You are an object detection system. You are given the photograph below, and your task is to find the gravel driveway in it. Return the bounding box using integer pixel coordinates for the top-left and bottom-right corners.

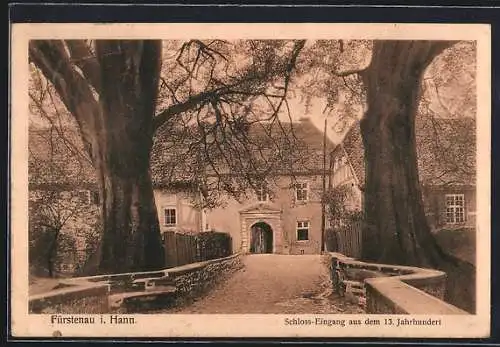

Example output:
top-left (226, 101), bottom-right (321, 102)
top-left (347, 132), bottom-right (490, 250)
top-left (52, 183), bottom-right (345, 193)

top-left (168, 254), bottom-right (363, 314)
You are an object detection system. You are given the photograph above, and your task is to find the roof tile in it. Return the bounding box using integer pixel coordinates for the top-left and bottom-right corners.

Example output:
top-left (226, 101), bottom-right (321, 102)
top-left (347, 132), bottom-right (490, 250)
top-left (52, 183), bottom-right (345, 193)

top-left (338, 116), bottom-right (476, 187)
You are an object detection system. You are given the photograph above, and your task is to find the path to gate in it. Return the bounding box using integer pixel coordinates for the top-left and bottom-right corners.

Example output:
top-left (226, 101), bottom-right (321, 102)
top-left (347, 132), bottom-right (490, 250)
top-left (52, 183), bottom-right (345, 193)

top-left (168, 254), bottom-right (363, 314)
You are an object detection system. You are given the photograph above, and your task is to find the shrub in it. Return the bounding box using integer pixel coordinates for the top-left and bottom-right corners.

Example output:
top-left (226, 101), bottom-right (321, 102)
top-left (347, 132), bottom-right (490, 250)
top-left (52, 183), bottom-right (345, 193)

top-left (195, 231), bottom-right (232, 262)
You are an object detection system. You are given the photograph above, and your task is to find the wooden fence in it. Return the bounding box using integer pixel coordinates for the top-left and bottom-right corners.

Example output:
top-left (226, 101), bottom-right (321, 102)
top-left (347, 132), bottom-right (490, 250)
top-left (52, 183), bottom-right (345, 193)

top-left (163, 231), bottom-right (232, 268)
top-left (326, 220), bottom-right (363, 259)
top-left (164, 231), bottom-right (196, 268)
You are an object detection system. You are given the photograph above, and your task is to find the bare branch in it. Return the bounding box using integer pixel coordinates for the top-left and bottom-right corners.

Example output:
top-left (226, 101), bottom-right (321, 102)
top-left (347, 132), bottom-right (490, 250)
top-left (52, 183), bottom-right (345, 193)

top-left (154, 40), bottom-right (306, 132)
top-left (29, 40), bottom-right (100, 150)
top-left (65, 40), bottom-right (102, 94)
top-left (29, 91), bottom-right (93, 167)
top-left (332, 68), bottom-right (365, 78)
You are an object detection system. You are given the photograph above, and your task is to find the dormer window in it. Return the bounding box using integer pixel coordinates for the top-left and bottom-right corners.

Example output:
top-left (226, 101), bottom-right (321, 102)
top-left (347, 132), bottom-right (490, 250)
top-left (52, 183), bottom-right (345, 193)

top-left (256, 184), bottom-right (269, 202)
top-left (77, 190), bottom-right (91, 205)
top-left (295, 182), bottom-right (308, 202)
top-left (333, 156), bottom-right (344, 172)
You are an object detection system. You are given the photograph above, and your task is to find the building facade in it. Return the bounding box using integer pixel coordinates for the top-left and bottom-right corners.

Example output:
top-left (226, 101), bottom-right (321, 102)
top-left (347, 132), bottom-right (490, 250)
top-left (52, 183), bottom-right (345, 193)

top-left (153, 176), bottom-right (327, 255)
top-left (151, 118), bottom-right (334, 255)
top-left (329, 116), bottom-right (477, 231)
top-left (28, 128), bottom-right (100, 276)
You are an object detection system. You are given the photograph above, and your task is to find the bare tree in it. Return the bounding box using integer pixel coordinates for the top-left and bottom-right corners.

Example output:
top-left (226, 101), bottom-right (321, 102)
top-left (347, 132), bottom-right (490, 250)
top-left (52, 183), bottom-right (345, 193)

top-left (297, 39), bottom-right (476, 312)
top-left (298, 40), bottom-right (474, 268)
top-left (29, 125), bottom-right (100, 277)
top-left (29, 39), bottom-right (305, 274)
top-left (29, 191), bottom-right (86, 277)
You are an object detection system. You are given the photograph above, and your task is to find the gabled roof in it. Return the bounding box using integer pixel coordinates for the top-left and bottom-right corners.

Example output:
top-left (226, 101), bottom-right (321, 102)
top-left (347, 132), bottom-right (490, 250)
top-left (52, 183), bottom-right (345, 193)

top-left (337, 116), bottom-right (476, 187)
top-left (339, 123), bottom-right (365, 185)
top-left (28, 127), bottom-right (97, 187)
top-left (29, 117), bottom-right (336, 188)
top-left (150, 117), bottom-right (336, 186)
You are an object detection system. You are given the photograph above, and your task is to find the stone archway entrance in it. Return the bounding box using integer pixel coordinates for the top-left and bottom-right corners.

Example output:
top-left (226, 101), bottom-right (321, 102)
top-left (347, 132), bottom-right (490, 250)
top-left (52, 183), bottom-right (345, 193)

top-left (250, 222), bottom-right (273, 254)
top-left (239, 203), bottom-right (283, 254)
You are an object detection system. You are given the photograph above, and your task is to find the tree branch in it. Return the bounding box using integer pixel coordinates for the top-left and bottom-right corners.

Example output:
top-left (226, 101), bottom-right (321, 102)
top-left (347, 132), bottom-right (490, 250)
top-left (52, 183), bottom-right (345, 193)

top-left (29, 40), bottom-right (100, 144)
top-left (65, 40), bottom-right (102, 94)
top-left (153, 39), bottom-right (306, 132)
top-left (153, 77), bottom-right (263, 131)
top-left (332, 68), bottom-right (365, 78)
top-left (153, 89), bottom-right (215, 130)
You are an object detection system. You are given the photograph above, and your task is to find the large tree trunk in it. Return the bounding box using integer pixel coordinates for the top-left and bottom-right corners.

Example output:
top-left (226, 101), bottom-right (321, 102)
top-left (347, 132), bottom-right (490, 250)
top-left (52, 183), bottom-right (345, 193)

top-left (97, 166), bottom-right (164, 274)
top-left (359, 41), bottom-right (476, 313)
top-left (360, 41), bottom-right (452, 267)
top-left (29, 40), bottom-right (165, 274)
top-left (93, 41), bottom-right (165, 274)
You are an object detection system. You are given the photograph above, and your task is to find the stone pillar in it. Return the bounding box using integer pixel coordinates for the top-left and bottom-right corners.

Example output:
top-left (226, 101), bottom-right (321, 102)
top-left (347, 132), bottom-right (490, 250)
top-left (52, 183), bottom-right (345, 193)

top-left (274, 221), bottom-right (283, 254)
top-left (240, 218), bottom-right (248, 253)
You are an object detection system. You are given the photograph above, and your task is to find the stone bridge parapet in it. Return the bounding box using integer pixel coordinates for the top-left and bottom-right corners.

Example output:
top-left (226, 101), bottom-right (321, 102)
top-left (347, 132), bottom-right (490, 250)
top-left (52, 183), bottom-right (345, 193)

top-left (29, 253), bottom-right (243, 314)
top-left (328, 252), bottom-right (468, 315)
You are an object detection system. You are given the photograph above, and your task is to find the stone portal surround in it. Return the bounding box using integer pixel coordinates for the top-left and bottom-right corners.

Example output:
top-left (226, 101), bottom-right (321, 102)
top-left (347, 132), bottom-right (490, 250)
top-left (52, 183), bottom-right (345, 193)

top-left (240, 205), bottom-right (284, 254)
top-left (328, 252), bottom-right (468, 315)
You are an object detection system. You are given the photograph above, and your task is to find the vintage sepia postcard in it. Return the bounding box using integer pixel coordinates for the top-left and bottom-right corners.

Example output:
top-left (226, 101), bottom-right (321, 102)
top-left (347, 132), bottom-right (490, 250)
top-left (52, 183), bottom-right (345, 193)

top-left (10, 22), bottom-right (491, 339)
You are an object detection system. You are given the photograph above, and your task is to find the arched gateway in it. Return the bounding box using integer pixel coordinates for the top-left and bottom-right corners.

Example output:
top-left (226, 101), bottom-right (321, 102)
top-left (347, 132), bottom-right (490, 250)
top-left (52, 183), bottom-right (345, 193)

top-left (239, 203), bottom-right (284, 254)
top-left (250, 222), bottom-right (273, 254)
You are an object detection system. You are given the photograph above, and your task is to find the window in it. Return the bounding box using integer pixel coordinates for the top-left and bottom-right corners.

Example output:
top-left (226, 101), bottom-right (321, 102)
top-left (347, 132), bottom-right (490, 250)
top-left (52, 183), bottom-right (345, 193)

top-left (256, 184), bottom-right (269, 202)
top-left (297, 221), bottom-right (309, 241)
top-left (295, 182), bottom-right (308, 201)
top-left (445, 194), bottom-right (465, 224)
top-left (77, 190), bottom-right (91, 204)
top-left (164, 208), bottom-right (177, 227)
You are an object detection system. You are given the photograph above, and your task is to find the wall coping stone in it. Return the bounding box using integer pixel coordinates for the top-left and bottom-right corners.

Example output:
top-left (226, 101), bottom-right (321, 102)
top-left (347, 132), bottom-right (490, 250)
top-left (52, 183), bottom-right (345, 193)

top-left (30, 254), bottom-right (242, 313)
top-left (365, 278), bottom-right (467, 314)
top-left (30, 282), bottom-right (108, 302)
top-left (329, 252), bottom-right (468, 315)
top-left (60, 253), bottom-right (241, 285)
top-left (29, 282), bottom-right (109, 313)
top-left (166, 253), bottom-right (241, 276)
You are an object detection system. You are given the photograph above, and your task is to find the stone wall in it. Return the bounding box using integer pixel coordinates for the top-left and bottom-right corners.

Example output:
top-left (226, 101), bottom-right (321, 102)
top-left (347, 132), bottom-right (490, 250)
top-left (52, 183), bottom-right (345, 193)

top-left (168, 254), bottom-right (243, 305)
top-left (29, 254), bottom-right (243, 313)
top-left (328, 252), bottom-right (468, 315)
top-left (29, 283), bottom-right (109, 314)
